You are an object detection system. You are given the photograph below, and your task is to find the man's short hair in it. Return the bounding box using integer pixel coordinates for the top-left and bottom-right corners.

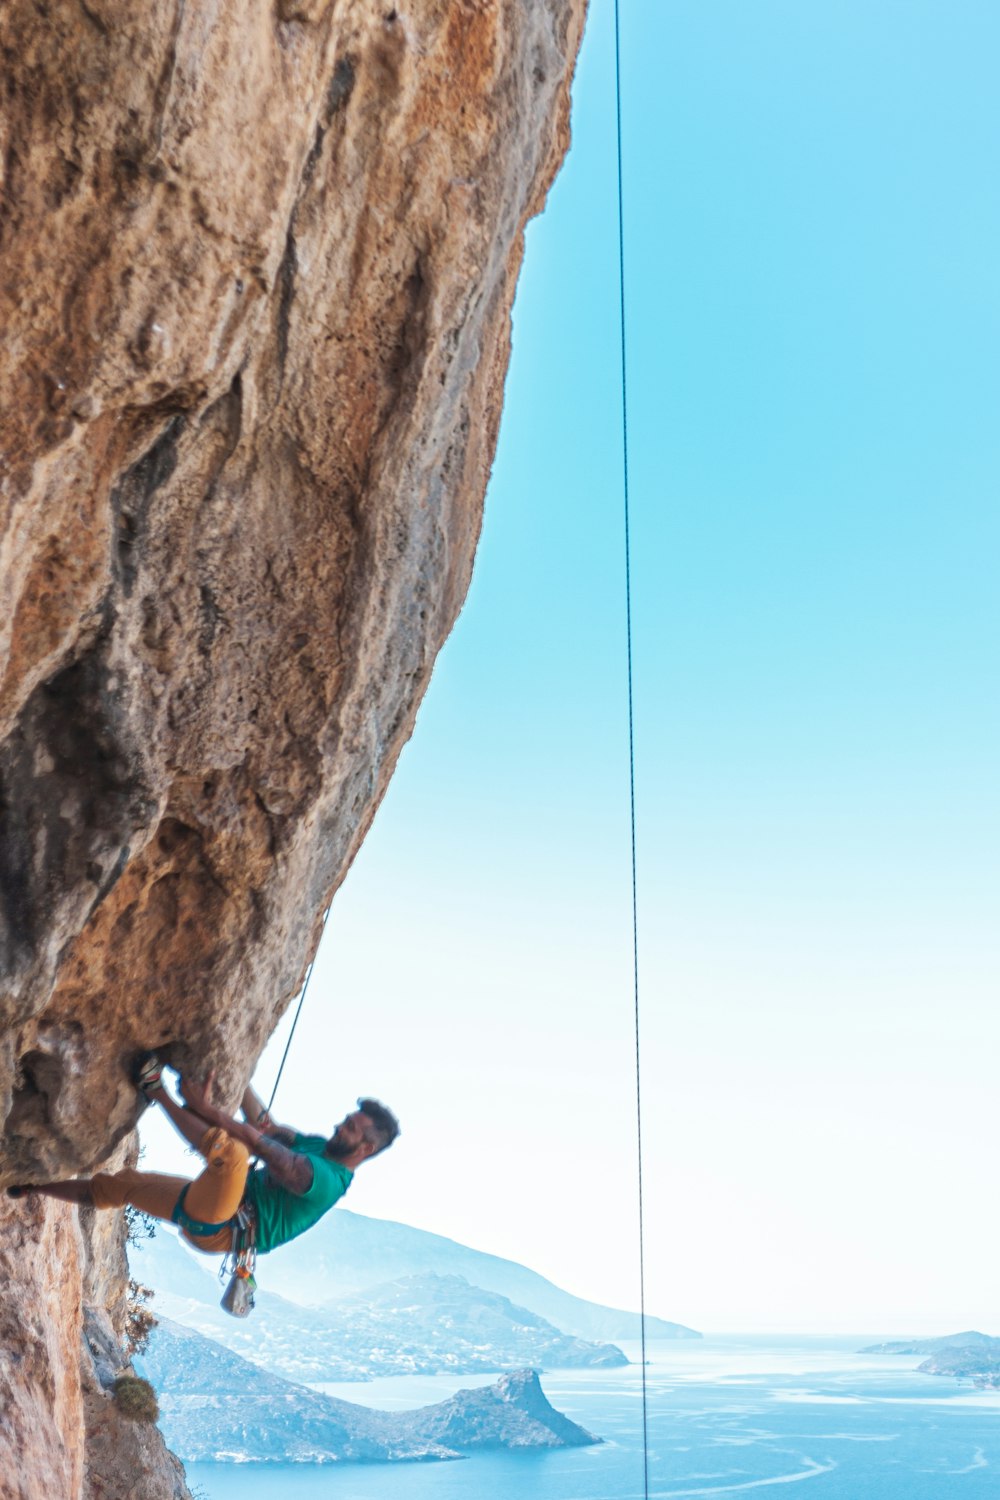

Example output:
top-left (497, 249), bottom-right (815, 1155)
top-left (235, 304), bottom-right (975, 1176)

top-left (358, 1098), bottom-right (400, 1156)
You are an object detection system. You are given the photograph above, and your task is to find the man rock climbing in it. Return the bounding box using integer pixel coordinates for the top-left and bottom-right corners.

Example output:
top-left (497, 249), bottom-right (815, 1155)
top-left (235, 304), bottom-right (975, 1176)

top-left (7, 1056), bottom-right (399, 1256)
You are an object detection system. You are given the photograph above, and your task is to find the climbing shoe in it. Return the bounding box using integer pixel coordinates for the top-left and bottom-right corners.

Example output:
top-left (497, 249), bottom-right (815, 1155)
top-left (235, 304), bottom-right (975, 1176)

top-left (132, 1051), bottom-right (164, 1100)
top-left (6, 1185), bottom-right (31, 1198)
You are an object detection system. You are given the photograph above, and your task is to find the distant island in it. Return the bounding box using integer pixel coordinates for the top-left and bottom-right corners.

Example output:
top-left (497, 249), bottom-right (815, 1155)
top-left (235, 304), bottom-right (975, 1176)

top-left (861, 1331), bottom-right (1000, 1388)
top-left (138, 1317), bottom-right (599, 1463)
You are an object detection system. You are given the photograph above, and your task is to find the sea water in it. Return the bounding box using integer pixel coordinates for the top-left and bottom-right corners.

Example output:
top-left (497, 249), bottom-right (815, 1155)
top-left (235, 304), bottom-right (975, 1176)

top-left (183, 1336), bottom-right (1000, 1499)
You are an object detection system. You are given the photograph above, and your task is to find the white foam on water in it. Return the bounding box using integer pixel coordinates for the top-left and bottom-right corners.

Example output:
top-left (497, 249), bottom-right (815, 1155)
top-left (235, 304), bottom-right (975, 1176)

top-left (948, 1447), bottom-right (988, 1474)
top-left (874, 1393), bottom-right (1000, 1410)
top-left (655, 1456), bottom-right (838, 1496)
top-left (772, 1392), bottom-right (863, 1405)
top-left (802, 1432), bottom-right (899, 1442)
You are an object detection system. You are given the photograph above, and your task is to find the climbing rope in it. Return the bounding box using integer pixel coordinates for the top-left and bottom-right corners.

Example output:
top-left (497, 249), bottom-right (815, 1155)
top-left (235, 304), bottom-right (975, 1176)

top-left (226, 898), bottom-right (333, 1316)
top-left (612, 2), bottom-right (651, 1496)
top-left (251, 18), bottom-right (651, 1483)
top-left (265, 900), bottom-right (334, 1114)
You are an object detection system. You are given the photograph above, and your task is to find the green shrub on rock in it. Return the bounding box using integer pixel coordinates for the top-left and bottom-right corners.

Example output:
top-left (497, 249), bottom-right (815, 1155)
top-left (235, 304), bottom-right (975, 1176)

top-left (112, 1374), bottom-right (159, 1423)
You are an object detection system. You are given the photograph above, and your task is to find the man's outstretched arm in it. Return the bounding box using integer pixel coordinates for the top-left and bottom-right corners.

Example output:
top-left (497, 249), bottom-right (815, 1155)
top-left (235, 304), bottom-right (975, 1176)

top-left (240, 1084), bottom-right (297, 1146)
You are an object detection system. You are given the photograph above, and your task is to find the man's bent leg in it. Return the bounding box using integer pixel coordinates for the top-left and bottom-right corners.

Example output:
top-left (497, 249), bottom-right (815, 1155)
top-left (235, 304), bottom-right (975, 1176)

top-left (182, 1126), bottom-right (250, 1226)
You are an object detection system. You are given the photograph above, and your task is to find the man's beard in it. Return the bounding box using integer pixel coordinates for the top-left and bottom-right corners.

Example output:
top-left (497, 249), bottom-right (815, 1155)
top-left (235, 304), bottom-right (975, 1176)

top-left (325, 1128), bottom-right (352, 1162)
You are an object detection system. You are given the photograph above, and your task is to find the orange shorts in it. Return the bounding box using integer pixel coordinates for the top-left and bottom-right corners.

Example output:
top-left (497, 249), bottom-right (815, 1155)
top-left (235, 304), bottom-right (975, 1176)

top-left (91, 1125), bottom-right (250, 1254)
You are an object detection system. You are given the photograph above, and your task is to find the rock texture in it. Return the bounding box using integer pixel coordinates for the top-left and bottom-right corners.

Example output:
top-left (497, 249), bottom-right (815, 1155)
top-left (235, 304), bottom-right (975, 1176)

top-left (0, 1), bottom-right (586, 1495)
top-left (0, 1183), bottom-right (86, 1499)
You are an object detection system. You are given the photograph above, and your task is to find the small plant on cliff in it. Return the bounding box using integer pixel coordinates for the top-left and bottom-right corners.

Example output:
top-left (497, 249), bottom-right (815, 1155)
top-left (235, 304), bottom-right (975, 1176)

top-left (112, 1374), bottom-right (159, 1422)
top-left (124, 1277), bottom-right (157, 1357)
top-left (124, 1202), bottom-right (156, 1245)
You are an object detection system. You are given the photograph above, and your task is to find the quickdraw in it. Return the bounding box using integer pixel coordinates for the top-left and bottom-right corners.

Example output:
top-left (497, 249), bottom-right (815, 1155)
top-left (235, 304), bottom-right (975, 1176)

top-left (219, 1200), bottom-right (258, 1319)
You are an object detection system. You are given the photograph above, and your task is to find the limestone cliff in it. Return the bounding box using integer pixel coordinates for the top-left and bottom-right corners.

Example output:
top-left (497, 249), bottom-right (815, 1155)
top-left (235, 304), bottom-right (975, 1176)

top-left (0, 2), bottom-right (586, 1495)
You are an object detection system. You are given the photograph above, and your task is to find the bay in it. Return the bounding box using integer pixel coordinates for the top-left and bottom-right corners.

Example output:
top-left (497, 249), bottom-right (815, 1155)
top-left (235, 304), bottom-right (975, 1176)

top-left (183, 1336), bottom-right (1000, 1498)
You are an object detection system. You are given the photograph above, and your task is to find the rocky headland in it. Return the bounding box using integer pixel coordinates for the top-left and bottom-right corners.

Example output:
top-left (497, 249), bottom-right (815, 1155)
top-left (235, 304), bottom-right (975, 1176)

top-left (861, 1332), bottom-right (1000, 1389)
top-left (140, 1317), bottom-right (598, 1463)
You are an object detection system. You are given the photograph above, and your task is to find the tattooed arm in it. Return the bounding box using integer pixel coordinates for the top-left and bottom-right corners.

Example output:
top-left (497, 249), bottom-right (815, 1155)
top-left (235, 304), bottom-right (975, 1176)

top-left (251, 1133), bottom-right (314, 1196)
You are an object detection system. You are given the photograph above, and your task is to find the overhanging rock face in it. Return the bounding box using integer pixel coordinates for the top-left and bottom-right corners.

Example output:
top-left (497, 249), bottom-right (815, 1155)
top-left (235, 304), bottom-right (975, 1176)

top-left (0, 2), bottom-right (586, 1495)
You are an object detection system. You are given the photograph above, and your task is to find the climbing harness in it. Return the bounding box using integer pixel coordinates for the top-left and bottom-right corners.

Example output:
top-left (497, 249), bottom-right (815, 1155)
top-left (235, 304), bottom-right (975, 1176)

top-left (612, 2), bottom-right (651, 1496)
top-left (170, 1183), bottom-right (235, 1240)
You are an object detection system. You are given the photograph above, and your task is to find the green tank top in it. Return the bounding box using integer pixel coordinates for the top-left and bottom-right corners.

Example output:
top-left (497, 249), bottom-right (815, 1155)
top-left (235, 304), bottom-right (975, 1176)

top-left (244, 1133), bottom-right (353, 1254)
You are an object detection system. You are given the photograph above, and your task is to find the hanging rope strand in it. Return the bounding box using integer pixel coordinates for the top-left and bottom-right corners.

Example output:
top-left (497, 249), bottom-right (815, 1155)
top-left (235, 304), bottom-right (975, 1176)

top-left (612, 2), bottom-right (650, 1496)
top-left (266, 901), bottom-right (334, 1114)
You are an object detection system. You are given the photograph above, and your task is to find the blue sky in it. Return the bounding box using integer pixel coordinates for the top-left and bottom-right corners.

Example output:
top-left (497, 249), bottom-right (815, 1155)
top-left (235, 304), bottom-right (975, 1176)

top-left (146, 1), bottom-right (1000, 1332)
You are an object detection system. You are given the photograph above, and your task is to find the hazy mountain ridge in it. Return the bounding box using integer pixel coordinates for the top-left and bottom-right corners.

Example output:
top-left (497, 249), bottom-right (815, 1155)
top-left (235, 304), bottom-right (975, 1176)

top-left (236, 1207), bottom-right (699, 1341)
top-left (861, 1331), bottom-right (1000, 1355)
top-left (138, 1318), bottom-right (598, 1463)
